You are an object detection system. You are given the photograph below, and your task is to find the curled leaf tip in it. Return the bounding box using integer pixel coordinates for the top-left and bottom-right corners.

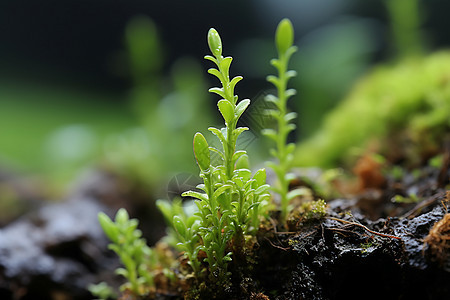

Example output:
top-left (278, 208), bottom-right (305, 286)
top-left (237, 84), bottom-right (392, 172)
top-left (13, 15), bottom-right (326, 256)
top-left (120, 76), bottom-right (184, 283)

top-left (208, 28), bottom-right (222, 57)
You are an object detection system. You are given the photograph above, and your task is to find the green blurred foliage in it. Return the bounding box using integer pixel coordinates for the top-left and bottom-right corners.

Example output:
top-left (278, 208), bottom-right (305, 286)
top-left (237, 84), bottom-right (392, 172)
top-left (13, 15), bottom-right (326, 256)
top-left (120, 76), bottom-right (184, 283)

top-left (293, 0), bottom-right (449, 168)
top-left (0, 0), bottom-right (446, 195)
top-left (103, 16), bottom-right (213, 194)
top-left (0, 15), bottom-right (213, 195)
top-left (385, 0), bottom-right (424, 57)
top-left (293, 18), bottom-right (377, 138)
top-left (295, 50), bottom-right (450, 167)
top-left (234, 17), bottom-right (378, 140)
top-left (0, 82), bottom-right (135, 188)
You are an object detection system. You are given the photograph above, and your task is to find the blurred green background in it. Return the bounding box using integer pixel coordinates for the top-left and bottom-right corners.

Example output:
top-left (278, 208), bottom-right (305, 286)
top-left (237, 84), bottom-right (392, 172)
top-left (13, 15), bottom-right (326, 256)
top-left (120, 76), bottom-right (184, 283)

top-left (0, 0), bottom-right (449, 195)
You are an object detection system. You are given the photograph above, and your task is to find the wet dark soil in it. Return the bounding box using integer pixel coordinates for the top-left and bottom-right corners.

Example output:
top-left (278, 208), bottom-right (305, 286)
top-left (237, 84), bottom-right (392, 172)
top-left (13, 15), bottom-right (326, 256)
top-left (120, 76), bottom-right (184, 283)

top-left (243, 151), bottom-right (449, 300)
top-left (0, 169), bottom-right (165, 300)
top-left (251, 199), bottom-right (449, 300)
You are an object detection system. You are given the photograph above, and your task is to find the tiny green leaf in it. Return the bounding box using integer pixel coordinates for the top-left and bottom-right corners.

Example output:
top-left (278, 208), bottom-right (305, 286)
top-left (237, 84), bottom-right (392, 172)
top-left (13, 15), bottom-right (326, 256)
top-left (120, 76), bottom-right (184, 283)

top-left (286, 70), bottom-right (297, 79)
top-left (233, 127), bottom-right (248, 139)
top-left (213, 184), bottom-right (232, 200)
top-left (235, 169), bottom-right (252, 181)
top-left (286, 123), bottom-right (296, 132)
top-left (253, 168), bottom-right (267, 186)
top-left (204, 55), bottom-right (217, 64)
top-left (235, 153), bottom-right (250, 170)
top-left (229, 76), bottom-right (243, 98)
top-left (286, 143), bottom-right (296, 154)
top-left (121, 253), bottom-right (136, 276)
top-left (207, 68), bottom-right (224, 83)
top-left (285, 88), bottom-right (297, 98)
top-left (265, 109), bottom-right (280, 119)
top-left (284, 112), bottom-right (297, 122)
top-left (266, 75), bottom-right (280, 88)
top-left (98, 212), bottom-right (119, 243)
top-left (209, 146), bottom-right (225, 160)
top-left (220, 57), bottom-right (233, 75)
top-left (276, 18), bottom-right (294, 54)
top-left (182, 190), bottom-right (209, 202)
top-left (265, 94), bottom-right (279, 104)
top-left (115, 208), bottom-right (129, 225)
top-left (235, 99), bottom-right (250, 120)
top-left (173, 215), bottom-right (187, 238)
top-left (208, 127), bottom-right (227, 146)
top-left (261, 128), bottom-right (278, 141)
top-left (270, 58), bottom-right (281, 69)
top-left (115, 267), bottom-right (129, 278)
top-left (207, 28), bottom-right (222, 57)
top-left (255, 184), bottom-right (270, 195)
top-left (193, 132), bottom-right (210, 171)
top-left (155, 199), bottom-right (173, 225)
top-left (232, 151), bottom-right (247, 166)
top-left (209, 87), bottom-right (226, 98)
top-left (218, 99), bottom-right (234, 124)
top-left (287, 188), bottom-right (309, 201)
top-left (269, 149), bottom-right (280, 160)
top-left (285, 172), bottom-right (297, 182)
top-left (223, 254), bottom-right (232, 262)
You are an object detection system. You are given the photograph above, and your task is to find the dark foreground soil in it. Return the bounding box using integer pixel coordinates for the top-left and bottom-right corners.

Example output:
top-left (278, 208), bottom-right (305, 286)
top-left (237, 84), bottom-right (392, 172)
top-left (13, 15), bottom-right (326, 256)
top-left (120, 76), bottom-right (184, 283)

top-left (0, 150), bottom-right (449, 299)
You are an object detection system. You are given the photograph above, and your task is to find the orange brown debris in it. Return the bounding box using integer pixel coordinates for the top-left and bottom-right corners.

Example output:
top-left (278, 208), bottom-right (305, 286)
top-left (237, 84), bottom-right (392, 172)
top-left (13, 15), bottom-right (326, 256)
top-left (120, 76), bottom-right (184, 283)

top-left (250, 292), bottom-right (270, 300)
top-left (353, 154), bottom-right (387, 191)
top-left (424, 213), bottom-right (450, 266)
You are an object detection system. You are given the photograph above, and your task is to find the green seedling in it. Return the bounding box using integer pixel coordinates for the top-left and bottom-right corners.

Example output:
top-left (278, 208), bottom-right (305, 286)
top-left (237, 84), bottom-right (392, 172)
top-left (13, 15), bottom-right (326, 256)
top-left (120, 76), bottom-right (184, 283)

top-left (262, 19), bottom-right (300, 223)
top-left (88, 281), bottom-right (117, 300)
top-left (180, 28), bottom-right (270, 284)
top-left (98, 208), bottom-right (155, 296)
top-left (156, 199), bottom-right (202, 276)
top-left (391, 193), bottom-right (421, 204)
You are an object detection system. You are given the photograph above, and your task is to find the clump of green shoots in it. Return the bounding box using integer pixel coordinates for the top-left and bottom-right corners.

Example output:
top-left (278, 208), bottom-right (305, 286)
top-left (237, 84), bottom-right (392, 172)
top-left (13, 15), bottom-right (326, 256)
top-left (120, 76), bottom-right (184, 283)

top-left (93, 20), bottom-right (305, 298)
top-left (179, 28), bottom-right (270, 284)
top-left (156, 198), bottom-right (202, 277)
top-left (88, 282), bottom-right (117, 300)
top-left (95, 209), bottom-right (156, 297)
top-left (262, 19), bottom-right (300, 223)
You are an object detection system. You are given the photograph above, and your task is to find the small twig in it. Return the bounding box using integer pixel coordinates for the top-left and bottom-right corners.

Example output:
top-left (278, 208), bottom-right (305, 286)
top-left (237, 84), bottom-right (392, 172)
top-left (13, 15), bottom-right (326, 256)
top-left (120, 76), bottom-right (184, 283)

top-left (264, 237), bottom-right (290, 251)
top-left (300, 230), bottom-right (317, 239)
top-left (401, 191), bottom-right (445, 219)
top-left (326, 217), bottom-right (402, 240)
top-left (269, 216), bottom-right (298, 234)
top-left (441, 199), bottom-right (448, 214)
top-left (269, 217), bottom-right (278, 234)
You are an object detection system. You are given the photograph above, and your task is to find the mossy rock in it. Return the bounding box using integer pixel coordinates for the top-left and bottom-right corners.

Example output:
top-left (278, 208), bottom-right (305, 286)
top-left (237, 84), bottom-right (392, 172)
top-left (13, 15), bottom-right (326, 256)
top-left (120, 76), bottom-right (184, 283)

top-left (295, 51), bottom-right (450, 167)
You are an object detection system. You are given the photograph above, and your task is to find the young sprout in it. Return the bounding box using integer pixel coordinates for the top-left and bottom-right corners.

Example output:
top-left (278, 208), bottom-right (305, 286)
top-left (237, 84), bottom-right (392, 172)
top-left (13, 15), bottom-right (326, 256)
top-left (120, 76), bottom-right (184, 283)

top-left (181, 27), bottom-right (270, 284)
top-left (98, 209), bottom-right (155, 296)
top-left (263, 18), bottom-right (299, 223)
top-left (156, 199), bottom-right (202, 276)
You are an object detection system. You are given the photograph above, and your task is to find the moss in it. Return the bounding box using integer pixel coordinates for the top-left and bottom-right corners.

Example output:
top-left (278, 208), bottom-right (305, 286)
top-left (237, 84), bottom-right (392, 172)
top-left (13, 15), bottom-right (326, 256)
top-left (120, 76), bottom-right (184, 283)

top-left (295, 51), bottom-right (450, 167)
top-left (302, 199), bottom-right (327, 220)
top-left (287, 199), bottom-right (327, 229)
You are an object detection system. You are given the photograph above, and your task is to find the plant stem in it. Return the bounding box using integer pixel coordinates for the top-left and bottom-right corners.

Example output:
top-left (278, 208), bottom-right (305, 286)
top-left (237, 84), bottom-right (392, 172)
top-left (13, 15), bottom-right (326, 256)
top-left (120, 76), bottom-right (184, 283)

top-left (275, 53), bottom-right (291, 222)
